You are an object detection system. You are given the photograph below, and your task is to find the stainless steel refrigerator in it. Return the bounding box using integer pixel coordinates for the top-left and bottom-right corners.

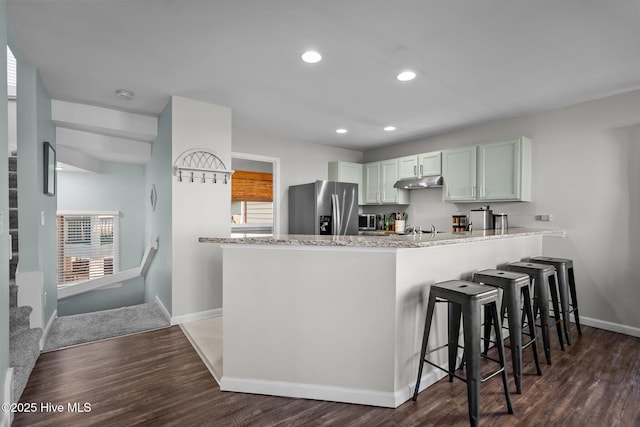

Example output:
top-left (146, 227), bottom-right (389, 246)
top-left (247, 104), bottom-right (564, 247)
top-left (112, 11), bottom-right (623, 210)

top-left (288, 180), bottom-right (358, 235)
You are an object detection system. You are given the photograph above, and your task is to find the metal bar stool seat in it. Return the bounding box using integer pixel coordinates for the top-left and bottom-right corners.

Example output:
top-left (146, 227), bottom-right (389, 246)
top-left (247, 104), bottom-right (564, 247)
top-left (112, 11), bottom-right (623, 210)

top-left (529, 256), bottom-right (582, 344)
top-left (413, 280), bottom-right (513, 427)
top-left (473, 269), bottom-right (542, 394)
top-left (505, 262), bottom-right (565, 365)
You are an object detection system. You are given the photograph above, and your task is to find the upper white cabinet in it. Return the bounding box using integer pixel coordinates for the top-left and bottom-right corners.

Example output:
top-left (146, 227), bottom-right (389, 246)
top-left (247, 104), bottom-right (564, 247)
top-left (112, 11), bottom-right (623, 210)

top-left (328, 161), bottom-right (364, 205)
top-left (442, 137), bottom-right (531, 203)
top-left (364, 162), bottom-right (381, 204)
top-left (397, 151), bottom-right (442, 180)
top-left (364, 159), bottom-right (409, 205)
top-left (442, 146), bottom-right (477, 202)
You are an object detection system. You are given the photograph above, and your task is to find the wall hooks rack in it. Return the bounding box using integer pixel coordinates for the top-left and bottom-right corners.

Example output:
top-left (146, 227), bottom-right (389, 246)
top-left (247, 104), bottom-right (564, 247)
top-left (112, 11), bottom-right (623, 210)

top-left (173, 149), bottom-right (234, 184)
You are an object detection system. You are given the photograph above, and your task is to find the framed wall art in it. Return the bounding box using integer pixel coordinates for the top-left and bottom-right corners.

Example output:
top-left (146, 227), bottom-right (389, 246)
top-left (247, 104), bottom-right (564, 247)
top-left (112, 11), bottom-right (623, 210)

top-left (43, 141), bottom-right (56, 196)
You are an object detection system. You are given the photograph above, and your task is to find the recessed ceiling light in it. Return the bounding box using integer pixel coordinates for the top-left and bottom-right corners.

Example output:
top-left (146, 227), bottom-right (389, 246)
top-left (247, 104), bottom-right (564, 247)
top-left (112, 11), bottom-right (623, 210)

top-left (301, 51), bottom-right (322, 64)
top-left (396, 71), bottom-right (416, 82)
top-left (384, 126), bottom-right (396, 132)
top-left (336, 128), bottom-right (348, 134)
top-left (115, 89), bottom-right (135, 100)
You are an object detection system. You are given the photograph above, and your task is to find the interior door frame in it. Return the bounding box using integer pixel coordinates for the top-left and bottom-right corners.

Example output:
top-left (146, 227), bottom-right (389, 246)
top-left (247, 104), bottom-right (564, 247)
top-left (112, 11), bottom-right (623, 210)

top-left (231, 152), bottom-right (281, 235)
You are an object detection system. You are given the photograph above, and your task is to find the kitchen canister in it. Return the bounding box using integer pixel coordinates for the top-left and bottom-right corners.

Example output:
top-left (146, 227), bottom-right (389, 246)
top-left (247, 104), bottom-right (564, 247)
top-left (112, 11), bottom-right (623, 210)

top-left (494, 213), bottom-right (508, 232)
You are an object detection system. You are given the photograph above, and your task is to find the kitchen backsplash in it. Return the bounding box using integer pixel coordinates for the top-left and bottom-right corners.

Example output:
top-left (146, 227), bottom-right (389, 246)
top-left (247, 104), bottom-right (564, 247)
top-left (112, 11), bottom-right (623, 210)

top-left (360, 188), bottom-right (542, 231)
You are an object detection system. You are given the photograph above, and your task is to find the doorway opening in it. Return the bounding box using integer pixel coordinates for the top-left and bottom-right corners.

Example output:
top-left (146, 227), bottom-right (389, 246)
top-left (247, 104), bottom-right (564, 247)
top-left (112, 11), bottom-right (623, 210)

top-left (231, 152), bottom-right (280, 236)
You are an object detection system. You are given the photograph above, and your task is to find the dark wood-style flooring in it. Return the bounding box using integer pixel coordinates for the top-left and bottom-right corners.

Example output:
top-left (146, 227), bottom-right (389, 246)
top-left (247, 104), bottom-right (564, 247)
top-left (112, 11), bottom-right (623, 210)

top-left (13, 324), bottom-right (640, 426)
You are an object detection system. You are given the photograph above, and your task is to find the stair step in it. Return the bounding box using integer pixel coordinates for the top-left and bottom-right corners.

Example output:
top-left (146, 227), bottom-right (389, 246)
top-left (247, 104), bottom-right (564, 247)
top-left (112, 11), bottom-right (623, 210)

top-left (10, 257), bottom-right (18, 280)
top-left (8, 155), bottom-right (17, 172)
top-left (10, 283), bottom-right (18, 309)
top-left (9, 188), bottom-right (17, 208)
top-left (9, 170), bottom-right (17, 188)
top-left (9, 208), bottom-right (17, 229)
top-left (10, 327), bottom-right (42, 402)
top-left (10, 306), bottom-right (32, 337)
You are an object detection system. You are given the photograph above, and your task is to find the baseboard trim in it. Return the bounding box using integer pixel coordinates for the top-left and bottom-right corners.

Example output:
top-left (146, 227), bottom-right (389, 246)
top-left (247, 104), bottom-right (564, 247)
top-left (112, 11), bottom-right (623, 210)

top-left (171, 308), bottom-right (223, 325)
top-left (40, 310), bottom-right (58, 350)
top-left (154, 296), bottom-right (171, 323)
top-left (578, 316), bottom-right (640, 338)
top-left (220, 369), bottom-right (445, 409)
top-left (1, 368), bottom-right (14, 427)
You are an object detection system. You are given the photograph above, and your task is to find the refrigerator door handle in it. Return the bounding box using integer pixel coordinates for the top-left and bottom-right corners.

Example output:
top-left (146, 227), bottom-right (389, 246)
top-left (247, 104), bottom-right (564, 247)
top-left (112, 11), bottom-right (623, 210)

top-left (337, 194), bottom-right (343, 235)
top-left (331, 194), bottom-right (338, 235)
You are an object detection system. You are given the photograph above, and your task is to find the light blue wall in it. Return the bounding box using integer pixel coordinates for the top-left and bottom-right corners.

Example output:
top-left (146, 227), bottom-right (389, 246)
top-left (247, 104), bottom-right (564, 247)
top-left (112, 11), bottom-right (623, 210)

top-left (144, 99), bottom-right (172, 313)
top-left (58, 163), bottom-right (145, 269)
top-left (56, 162), bottom-right (146, 315)
top-left (16, 64), bottom-right (57, 325)
top-left (1, 0), bottom-right (10, 402)
top-left (57, 278), bottom-right (144, 316)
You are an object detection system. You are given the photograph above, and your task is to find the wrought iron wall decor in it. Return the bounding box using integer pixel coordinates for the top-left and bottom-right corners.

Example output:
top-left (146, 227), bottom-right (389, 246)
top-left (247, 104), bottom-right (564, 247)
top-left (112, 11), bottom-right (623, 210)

top-left (173, 149), bottom-right (234, 184)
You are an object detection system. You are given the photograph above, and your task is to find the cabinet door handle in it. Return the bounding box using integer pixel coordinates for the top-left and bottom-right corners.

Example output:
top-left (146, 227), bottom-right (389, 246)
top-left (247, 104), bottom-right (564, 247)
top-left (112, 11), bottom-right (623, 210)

top-left (419, 164), bottom-right (423, 177)
top-left (472, 186), bottom-right (476, 198)
top-left (413, 165), bottom-right (416, 176)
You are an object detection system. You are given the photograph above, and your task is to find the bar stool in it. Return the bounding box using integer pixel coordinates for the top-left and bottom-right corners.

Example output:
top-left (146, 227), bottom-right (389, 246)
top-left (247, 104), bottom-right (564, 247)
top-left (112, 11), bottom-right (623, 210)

top-left (529, 256), bottom-right (582, 344)
top-left (413, 280), bottom-right (513, 427)
top-left (505, 262), bottom-right (565, 365)
top-left (473, 269), bottom-right (542, 394)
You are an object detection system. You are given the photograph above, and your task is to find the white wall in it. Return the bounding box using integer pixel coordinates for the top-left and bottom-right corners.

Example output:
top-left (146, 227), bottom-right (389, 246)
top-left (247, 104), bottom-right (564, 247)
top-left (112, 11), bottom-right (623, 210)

top-left (364, 89), bottom-right (640, 333)
top-left (232, 128), bottom-right (363, 233)
top-left (171, 96), bottom-right (231, 317)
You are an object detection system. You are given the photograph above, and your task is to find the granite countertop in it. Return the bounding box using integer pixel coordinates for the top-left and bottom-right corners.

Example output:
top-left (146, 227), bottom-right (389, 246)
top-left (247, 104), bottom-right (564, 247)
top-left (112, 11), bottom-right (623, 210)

top-left (199, 227), bottom-right (564, 249)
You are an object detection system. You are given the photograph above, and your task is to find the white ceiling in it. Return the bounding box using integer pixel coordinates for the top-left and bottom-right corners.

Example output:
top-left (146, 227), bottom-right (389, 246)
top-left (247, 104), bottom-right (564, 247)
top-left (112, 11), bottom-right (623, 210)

top-left (7, 0), bottom-right (640, 152)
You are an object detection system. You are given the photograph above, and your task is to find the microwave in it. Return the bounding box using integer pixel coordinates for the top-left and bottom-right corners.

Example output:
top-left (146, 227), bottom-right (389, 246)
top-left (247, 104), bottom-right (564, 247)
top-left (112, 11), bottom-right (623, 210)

top-left (359, 214), bottom-right (377, 230)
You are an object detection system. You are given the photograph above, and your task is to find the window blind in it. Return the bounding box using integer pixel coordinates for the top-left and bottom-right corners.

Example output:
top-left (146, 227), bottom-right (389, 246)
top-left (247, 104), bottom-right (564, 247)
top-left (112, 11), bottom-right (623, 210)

top-left (57, 213), bottom-right (119, 285)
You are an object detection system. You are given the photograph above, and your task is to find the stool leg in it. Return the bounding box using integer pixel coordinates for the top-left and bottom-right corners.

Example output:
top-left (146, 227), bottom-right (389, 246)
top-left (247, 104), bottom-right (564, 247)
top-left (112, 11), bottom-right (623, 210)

top-left (462, 301), bottom-right (482, 427)
top-left (490, 301), bottom-right (513, 414)
top-left (482, 306), bottom-right (493, 355)
top-left (532, 275), bottom-right (552, 364)
top-left (449, 302), bottom-right (462, 382)
top-left (548, 273), bottom-right (565, 351)
top-left (413, 294), bottom-right (437, 401)
top-left (556, 266), bottom-right (572, 345)
top-left (503, 286), bottom-right (523, 394)
top-left (568, 268), bottom-right (582, 335)
top-left (522, 285), bottom-right (542, 376)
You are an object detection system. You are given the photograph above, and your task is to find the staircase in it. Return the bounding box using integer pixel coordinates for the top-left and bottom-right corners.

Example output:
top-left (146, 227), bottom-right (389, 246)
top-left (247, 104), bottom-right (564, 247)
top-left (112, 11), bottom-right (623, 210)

top-left (8, 153), bottom-right (42, 402)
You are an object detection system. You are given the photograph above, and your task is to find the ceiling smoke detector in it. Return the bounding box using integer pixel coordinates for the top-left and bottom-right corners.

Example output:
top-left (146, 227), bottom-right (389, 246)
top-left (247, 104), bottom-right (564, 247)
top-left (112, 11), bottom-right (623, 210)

top-left (115, 89), bottom-right (135, 100)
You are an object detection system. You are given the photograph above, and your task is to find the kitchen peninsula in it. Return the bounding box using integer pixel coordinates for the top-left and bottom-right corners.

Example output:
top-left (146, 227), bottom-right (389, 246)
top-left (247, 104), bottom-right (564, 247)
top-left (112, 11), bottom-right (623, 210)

top-left (200, 228), bottom-right (563, 408)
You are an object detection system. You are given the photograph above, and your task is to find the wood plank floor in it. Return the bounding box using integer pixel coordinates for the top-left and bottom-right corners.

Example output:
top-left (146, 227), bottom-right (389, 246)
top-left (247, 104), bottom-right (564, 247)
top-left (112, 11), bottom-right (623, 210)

top-left (13, 324), bottom-right (640, 427)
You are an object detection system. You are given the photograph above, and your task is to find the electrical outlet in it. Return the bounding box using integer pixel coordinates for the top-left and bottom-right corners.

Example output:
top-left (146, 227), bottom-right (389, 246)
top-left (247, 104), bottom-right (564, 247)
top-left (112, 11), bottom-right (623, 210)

top-left (41, 211), bottom-right (46, 226)
top-left (536, 214), bottom-right (552, 222)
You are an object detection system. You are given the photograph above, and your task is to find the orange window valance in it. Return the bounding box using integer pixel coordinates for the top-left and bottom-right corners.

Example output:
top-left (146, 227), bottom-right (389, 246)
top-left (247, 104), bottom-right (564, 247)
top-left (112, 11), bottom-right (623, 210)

top-left (231, 170), bottom-right (273, 202)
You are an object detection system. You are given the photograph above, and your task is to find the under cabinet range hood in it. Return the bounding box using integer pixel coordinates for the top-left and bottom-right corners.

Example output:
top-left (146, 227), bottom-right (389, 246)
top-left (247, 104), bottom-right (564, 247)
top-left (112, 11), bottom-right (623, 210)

top-left (393, 175), bottom-right (444, 189)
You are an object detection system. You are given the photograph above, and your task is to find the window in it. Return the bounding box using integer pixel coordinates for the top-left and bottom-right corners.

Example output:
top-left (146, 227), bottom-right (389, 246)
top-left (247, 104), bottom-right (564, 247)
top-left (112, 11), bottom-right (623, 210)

top-left (235, 201), bottom-right (273, 224)
top-left (231, 169), bottom-right (274, 231)
top-left (57, 213), bottom-right (119, 285)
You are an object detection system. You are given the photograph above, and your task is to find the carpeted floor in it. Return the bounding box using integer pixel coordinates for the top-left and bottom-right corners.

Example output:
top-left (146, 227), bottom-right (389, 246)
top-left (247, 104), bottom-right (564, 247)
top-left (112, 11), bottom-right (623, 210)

top-left (43, 302), bottom-right (170, 351)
